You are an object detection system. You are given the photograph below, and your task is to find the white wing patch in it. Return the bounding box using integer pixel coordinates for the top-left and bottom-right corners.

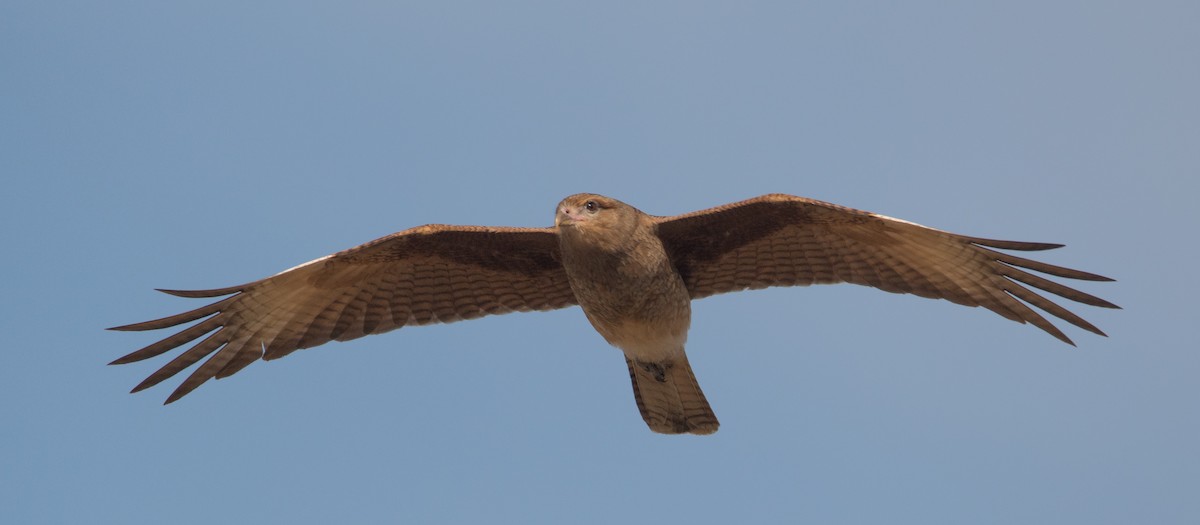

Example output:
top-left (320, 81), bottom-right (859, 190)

top-left (273, 254), bottom-right (333, 276)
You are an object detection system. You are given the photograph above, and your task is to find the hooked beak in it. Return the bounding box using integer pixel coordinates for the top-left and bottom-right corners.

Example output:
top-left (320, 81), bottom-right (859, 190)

top-left (556, 205), bottom-right (588, 227)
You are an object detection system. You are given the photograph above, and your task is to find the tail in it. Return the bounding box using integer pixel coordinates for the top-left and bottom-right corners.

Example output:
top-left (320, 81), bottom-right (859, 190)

top-left (625, 354), bottom-right (719, 435)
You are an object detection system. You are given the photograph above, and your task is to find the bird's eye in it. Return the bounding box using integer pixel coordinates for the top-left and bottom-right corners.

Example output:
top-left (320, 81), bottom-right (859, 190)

top-left (584, 200), bottom-right (599, 212)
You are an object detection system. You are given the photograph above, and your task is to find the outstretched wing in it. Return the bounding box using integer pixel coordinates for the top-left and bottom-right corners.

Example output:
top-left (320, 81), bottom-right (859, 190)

top-left (655, 194), bottom-right (1118, 344)
top-left (110, 225), bottom-right (576, 403)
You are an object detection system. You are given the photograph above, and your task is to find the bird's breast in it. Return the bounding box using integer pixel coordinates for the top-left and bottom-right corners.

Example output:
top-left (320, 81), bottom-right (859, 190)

top-left (561, 251), bottom-right (693, 360)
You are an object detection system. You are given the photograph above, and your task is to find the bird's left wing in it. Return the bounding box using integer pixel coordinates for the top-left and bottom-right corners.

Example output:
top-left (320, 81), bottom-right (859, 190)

top-left (654, 194), bottom-right (1118, 344)
top-left (110, 225), bottom-right (575, 403)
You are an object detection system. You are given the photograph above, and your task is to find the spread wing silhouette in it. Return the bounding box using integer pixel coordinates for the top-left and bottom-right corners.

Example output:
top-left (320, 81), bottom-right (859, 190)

top-left (109, 225), bottom-right (575, 403)
top-left (112, 193), bottom-right (1117, 407)
top-left (656, 194), bottom-right (1118, 343)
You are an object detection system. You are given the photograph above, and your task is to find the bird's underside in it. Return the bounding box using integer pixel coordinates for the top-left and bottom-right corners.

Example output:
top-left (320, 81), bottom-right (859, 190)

top-left (110, 193), bottom-right (1118, 435)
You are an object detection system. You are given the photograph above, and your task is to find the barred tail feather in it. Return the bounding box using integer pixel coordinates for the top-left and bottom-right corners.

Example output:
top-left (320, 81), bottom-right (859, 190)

top-left (625, 354), bottom-right (719, 435)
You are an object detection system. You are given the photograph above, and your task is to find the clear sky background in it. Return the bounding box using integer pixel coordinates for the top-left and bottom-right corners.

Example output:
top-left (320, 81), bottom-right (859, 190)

top-left (2, 1), bottom-right (1196, 524)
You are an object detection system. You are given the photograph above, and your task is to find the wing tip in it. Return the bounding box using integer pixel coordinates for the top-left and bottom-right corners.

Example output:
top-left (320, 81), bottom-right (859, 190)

top-left (156, 286), bottom-right (244, 298)
top-left (129, 378), bottom-right (189, 404)
top-left (129, 379), bottom-right (155, 395)
top-left (969, 238), bottom-right (1065, 251)
top-left (163, 391), bottom-right (185, 405)
top-left (1067, 270), bottom-right (1117, 283)
top-left (1068, 322), bottom-right (1109, 341)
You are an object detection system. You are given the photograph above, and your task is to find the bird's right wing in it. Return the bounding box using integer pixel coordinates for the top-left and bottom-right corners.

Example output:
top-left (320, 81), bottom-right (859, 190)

top-left (654, 194), bottom-right (1118, 344)
top-left (109, 225), bottom-right (576, 403)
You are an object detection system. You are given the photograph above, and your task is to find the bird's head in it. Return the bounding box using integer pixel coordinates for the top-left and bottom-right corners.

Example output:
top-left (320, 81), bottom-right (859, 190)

top-left (556, 194), bottom-right (612, 226)
top-left (555, 193), bottom-right (644, 249)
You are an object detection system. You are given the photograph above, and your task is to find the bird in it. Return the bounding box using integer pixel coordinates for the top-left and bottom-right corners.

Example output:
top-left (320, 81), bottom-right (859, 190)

top-left (110, 193), bottom-right (1118, 435)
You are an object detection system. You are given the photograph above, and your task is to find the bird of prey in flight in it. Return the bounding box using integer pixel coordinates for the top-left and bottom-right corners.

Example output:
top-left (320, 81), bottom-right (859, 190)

top-left (110, 193), bottom-right (1117, 434)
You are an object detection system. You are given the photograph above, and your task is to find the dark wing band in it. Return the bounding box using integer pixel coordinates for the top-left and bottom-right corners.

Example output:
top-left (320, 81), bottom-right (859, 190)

top-left (655, 194), bottom-right (1118, 344)
top-left (109, 225), bottom-right (575, 403)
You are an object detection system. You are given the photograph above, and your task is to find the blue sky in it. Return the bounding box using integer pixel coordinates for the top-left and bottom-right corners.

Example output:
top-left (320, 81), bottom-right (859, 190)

top-left (2, 1), bottom-right (1196, 523)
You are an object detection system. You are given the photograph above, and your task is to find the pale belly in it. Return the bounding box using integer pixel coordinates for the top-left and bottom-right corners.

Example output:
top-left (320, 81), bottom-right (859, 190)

top-left (574, 282), bottom-right (693, 363)
top-left (595, 316), bottom-right (690, 362)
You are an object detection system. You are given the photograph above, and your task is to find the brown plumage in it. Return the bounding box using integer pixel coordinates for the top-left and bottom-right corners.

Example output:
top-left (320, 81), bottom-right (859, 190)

top-left (110, 193), bottom-right (1118, 434)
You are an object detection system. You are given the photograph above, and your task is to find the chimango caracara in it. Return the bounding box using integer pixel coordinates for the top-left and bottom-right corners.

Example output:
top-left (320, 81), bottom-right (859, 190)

top-left (111, 193), bottom-right (1118, 434)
